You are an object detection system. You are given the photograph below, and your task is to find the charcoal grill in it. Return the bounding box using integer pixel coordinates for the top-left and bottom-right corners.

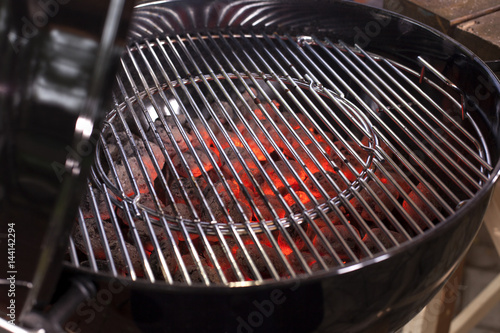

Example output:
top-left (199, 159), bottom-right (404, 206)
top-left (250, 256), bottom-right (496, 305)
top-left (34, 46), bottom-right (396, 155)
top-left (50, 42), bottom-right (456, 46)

top-left (77, 31), bottom-right (491, 281)
top-left (1, 1), bottom-right (500, 332)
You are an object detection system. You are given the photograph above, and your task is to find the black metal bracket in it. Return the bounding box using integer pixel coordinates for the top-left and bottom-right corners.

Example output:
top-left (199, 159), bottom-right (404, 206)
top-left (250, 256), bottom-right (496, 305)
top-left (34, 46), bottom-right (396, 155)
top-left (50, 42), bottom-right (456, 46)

top-left (21, 278), bottom-right (96, 333)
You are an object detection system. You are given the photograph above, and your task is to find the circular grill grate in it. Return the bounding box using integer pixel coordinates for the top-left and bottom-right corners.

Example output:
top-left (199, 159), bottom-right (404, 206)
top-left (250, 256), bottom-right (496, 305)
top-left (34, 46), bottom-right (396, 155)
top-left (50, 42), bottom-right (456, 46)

top-left (68, 32), bottom-right (492, 286)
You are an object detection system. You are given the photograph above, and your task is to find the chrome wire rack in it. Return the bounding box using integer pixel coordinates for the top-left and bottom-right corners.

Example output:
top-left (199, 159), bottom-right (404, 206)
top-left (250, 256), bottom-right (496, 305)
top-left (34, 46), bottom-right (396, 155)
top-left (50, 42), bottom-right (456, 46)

top-left (67, 32), bottom-right (492, 286)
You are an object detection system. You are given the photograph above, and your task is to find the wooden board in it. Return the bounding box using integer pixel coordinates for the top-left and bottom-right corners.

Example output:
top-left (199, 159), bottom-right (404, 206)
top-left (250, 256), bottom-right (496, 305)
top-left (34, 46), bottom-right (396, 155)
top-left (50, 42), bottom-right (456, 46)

top-left (385, 0), bottom-right (500, 34)
top-left (453, 10), bottom-right (500, 61)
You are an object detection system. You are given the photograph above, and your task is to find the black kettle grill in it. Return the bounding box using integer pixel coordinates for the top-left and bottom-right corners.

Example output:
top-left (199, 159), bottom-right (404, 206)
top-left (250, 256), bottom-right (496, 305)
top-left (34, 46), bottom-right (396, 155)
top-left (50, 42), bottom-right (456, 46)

top-left (1, 1), bottom-right (500, 332)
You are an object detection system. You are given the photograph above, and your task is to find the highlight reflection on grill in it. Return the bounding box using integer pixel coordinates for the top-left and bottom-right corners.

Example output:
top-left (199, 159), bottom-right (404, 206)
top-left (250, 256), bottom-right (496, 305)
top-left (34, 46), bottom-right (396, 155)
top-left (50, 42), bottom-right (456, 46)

top-left (68, 32), bottom-right (491, 286)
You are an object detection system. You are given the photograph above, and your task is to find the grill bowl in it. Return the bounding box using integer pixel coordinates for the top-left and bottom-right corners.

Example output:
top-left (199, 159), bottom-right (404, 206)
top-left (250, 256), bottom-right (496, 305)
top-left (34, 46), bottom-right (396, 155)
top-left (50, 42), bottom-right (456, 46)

top-left (62, 1), bottom-right (500, 332)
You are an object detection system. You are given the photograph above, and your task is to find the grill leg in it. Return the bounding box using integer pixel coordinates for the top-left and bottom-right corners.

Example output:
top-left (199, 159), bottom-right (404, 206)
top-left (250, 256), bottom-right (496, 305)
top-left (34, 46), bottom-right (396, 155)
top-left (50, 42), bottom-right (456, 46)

top-left (20, 278), bottom-right (96, 333)
top-left (400, 262), bottom-right (464, 333)
top-left (449, 181), bottom-right (500, 333)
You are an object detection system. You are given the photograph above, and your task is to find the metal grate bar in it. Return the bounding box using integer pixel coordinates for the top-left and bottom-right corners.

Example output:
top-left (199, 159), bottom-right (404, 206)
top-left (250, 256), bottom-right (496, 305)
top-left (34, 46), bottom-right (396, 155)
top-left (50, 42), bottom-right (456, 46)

top-left (120, 201), bottom-right (156, 282)
top-left (76, 209), bottom-right (98, 272)
top-left (87, 182), bottom-right (119, 276)
top-left (143, 214), bottom-right (174, 284)
top-left (67, 236), bottom-right (79, 268)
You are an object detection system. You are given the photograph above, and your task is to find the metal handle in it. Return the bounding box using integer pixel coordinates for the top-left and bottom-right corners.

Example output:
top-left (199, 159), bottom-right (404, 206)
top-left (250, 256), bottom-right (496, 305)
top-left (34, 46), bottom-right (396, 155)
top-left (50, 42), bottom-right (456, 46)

top-left (485, 60), bottom-right (500, 76)
top-left (0, 0), bottom-right (135, 325)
